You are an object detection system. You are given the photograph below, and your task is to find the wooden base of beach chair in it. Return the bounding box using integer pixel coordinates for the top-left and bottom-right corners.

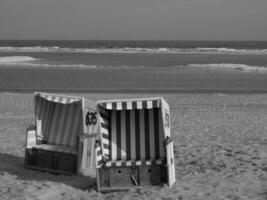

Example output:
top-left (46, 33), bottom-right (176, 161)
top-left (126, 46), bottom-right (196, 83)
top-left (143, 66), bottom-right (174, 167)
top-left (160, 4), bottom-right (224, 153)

top-left (97, 164), bottom-right (167, 192)
top-left (25, 149), bottom-right (77, 174)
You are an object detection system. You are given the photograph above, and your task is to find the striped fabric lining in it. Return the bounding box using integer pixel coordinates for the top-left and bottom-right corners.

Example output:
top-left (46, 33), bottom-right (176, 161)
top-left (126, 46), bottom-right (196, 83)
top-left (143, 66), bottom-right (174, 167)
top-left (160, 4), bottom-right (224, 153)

top-left (36, 93), bottom-right (81, 104)
top-left (36, 96), bottom-right (83, 147)
top-left (104, 159), bottom-right (166, 167)
top-left (98, 103), bottom-right (166, 163)
top-left (109, 108), bottom-right (165, 161)
top-left (95, 143), bottom-right (104, 168)
top-left (99, 99), bottom-right (161, 110)
top-left (99, 106), bottom-right (111, 159)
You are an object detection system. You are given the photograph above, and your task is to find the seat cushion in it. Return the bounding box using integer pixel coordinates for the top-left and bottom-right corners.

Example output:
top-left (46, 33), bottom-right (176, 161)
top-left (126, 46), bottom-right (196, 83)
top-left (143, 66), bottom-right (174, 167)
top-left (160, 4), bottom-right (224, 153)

top-left (104, 159), bottom-right (166, 167)
top-left (32, 144), bottom-right (77, 154)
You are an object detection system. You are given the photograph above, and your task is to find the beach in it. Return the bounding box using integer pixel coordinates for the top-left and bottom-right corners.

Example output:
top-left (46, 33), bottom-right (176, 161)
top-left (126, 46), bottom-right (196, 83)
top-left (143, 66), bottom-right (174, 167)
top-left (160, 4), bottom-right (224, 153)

top-left (0, 92), bottom-right (267, 200)
top-left (0, 40), bottom-right (267, 199)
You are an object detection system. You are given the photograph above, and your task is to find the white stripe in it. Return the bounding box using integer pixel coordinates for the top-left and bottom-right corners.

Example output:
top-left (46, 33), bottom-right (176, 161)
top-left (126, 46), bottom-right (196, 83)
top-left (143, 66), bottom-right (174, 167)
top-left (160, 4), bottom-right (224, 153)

top-left (126, 161), bottom-right (132, 166)
top-left (106, 162), bottom-right (112, 167)
top-left (61, 97), bottom-right (67, 104)
top-left (90, 136), bottom-right (97, 172)
top-left (136, 161), bottom-right (142, 166)
top-left (39, 94), bottom-right (80, 104)
top-left (146, 160), bottom-right (152, 165)
top-left (137, 101), bottom-right (142, 109)
top-left (147, 101), bottom-right (153, 109)
top-left (54, 96), bottom-right (60, 103)
top-left (117, 102), bottom-right (122, 110)
top-left (121, 110), bottom-right (126, 160)
top-left (81, 134), bottom-right (88, 169)
top-left (130, 110), bottom-right (136, 160)
top-left (116, 161), bottom-right (122, 166)
top-left (102, 137), bottom-right (109, 146)
top-left (158, 111), bottom-right (165, 159)
top-left (149, 109), bottom-right (155, 159)
top-left (101, 127), bottom-right (109, 135)
top-left (111, 111), bottom-right (117, 161)
top-left (46, 95), bottom-right (53, 101)
top-left (100, 117), bottom-right (109, 126)
top-left (107, 103), bottom-right (112, 110)
top-left (139, 110), bottom-right (146, 159)
top-left (127, 102), bottom-right (132, 110)
top-left (103, 148), bottom-right (109, 155)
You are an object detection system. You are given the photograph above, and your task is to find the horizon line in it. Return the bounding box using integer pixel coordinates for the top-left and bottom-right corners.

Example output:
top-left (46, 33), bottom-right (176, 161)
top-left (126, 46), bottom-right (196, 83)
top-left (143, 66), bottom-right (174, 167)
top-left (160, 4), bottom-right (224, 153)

top-left (1, 39), bottom-right (267, 42)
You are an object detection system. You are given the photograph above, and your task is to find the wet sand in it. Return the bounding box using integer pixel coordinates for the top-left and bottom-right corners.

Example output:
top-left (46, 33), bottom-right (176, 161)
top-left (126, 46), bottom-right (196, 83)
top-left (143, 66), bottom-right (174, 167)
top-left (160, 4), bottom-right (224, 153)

top-left (0, 93), bottom-right (266, 200)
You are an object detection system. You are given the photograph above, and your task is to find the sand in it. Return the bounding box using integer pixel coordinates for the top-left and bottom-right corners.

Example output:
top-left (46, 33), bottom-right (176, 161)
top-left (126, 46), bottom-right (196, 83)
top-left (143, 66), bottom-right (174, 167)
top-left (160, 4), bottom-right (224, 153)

top-left (0, 92), bottom-right (267, 200)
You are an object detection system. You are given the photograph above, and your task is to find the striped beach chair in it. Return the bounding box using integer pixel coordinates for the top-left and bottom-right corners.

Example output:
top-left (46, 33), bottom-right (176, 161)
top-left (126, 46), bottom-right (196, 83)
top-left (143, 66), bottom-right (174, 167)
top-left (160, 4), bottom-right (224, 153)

top-left (24, 92), bottom-right (98, 175)
top-left (95, 97), bottom-right (176, 192)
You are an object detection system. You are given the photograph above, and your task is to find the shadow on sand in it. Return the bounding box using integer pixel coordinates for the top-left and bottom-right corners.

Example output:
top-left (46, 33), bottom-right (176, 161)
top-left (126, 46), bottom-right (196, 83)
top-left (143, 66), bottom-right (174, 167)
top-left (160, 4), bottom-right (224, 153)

top-left (0, 152), bottom-right (96, 190)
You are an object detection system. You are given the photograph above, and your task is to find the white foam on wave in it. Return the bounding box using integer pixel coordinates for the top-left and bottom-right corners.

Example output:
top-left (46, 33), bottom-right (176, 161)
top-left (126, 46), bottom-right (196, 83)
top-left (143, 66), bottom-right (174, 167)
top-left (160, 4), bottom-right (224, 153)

top-left (1, 46), bottom-right (267, 55)
top-left (188, 63), bottom-right (267, 73)
top-left (1, 62), bottom-right (97, 69)
top-left (0, 56), bottom-right (99, 68)
top-left (0, 56), bottom-right (37, 64)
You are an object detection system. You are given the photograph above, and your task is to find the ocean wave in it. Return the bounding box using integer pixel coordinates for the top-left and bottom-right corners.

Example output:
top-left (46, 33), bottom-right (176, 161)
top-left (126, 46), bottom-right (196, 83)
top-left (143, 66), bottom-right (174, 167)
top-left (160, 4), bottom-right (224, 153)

top-left (188, 63), bottom-right (267, 73)
top-left (0, 56), bottom-right (99, 68)
top-left (0, 56), bottom-right (37, 64)
top-left (1, 46), bottom-right (267, 55)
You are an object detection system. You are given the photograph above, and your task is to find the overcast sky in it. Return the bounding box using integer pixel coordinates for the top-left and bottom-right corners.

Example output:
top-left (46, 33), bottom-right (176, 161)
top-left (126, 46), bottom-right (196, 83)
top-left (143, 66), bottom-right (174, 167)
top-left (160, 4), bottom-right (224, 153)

top-left (0, 0), bottom-right (267, 40)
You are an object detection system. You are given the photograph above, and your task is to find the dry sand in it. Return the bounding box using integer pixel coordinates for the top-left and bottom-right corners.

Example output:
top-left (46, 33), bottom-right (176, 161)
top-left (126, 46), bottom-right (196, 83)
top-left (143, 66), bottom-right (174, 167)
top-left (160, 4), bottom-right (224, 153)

top-left (0, 93), bottom-right (267, 200)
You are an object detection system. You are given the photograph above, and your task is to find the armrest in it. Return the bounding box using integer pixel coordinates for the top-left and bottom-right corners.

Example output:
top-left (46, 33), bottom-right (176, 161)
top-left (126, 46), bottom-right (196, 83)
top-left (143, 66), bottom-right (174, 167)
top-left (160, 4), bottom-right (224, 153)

top-left (26, 128), bottom-right (37, 149)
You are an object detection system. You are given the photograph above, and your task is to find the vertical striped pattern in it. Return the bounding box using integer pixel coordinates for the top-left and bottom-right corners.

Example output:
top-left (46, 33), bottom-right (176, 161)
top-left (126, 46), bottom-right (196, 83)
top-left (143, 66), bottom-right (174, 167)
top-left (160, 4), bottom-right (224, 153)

top-left (99, 99), bottom-right (161, 111)
top-left (106, 108), bottom-right (165, 161)
top-left (158, 111), bottom-right (165, 159)
top-left (95, 142), bottom-right (103, 168)
top-left (35, 96), bottom-right (82, 147)
top-left (98, 106), bottom-right (111, 159)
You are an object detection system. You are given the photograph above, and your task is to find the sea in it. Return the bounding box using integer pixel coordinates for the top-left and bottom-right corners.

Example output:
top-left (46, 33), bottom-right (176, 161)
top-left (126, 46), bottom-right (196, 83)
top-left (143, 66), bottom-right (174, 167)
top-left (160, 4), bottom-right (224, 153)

top-left (0, 40), bottom-right (267, 93)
